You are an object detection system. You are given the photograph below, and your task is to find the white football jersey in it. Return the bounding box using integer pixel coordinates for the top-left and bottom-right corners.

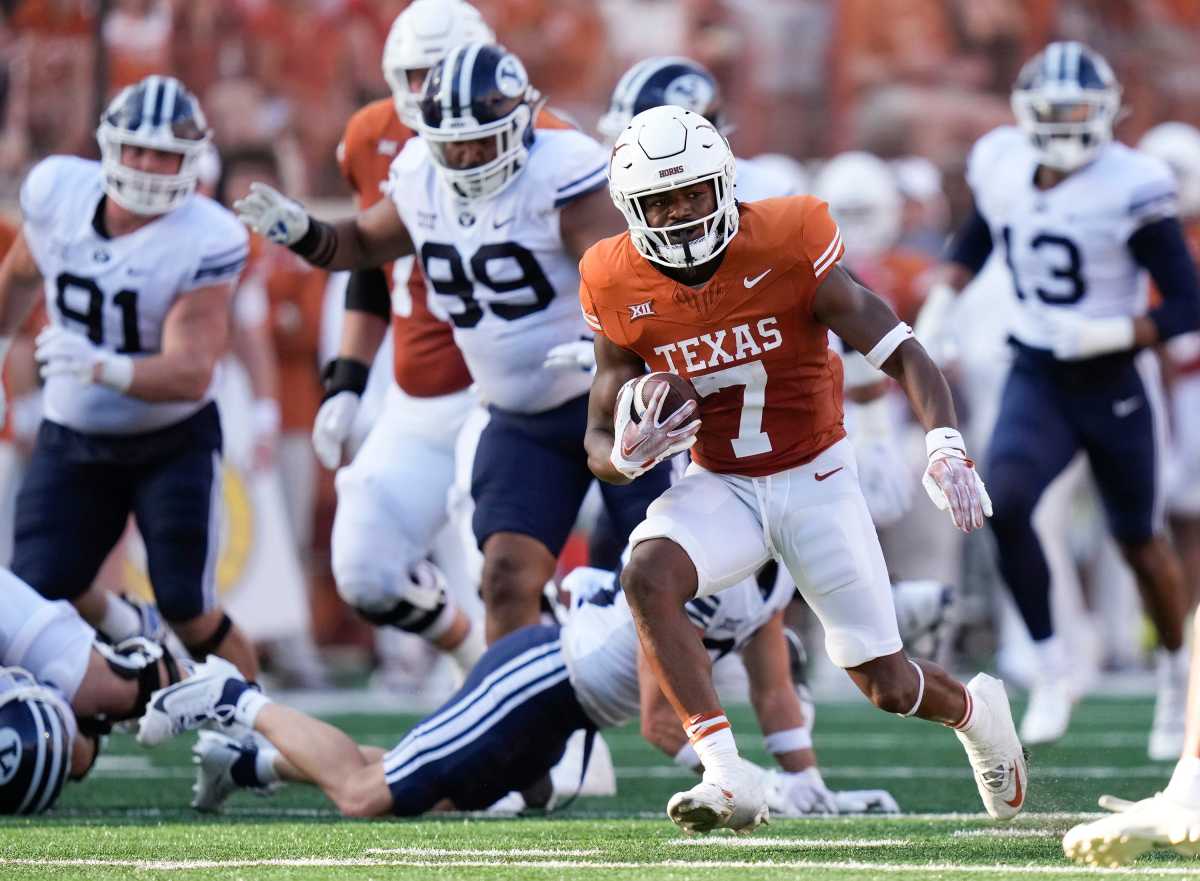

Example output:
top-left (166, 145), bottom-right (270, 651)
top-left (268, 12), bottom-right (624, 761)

top-left (560, 564), bottom-right (795, 729)
top-left (967, 126), bottom-right (1177, 352)
top-left (20, 156), bottom-right (248, 434)
top-left (735, 156), bottom-right (800, 203)
top-left (388, 128), bottom-right (608, 413)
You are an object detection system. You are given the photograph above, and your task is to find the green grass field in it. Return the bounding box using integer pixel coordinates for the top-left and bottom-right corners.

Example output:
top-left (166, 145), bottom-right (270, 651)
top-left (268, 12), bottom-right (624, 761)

top-left (1, 695), bottom-right (1193, 880)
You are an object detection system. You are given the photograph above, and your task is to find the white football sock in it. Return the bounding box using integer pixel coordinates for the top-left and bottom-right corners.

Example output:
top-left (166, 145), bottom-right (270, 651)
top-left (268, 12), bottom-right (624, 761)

top-left (257, 746), bottom-right (282, 786)
top-left (99, 593), bottom-right (144, 642)
top-left (686, 712), bottom-right (740, 779)
top-left (1166, 755), bottom-right (1200, 806)
top-left (1031, 635), bottom-right (1068, 678)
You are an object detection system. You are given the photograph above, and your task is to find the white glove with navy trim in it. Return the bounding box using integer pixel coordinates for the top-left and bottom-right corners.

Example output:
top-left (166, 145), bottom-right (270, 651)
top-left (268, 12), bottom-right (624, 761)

top-left (234, 182), bottom-right (310, 246)
top-left (543, 338), bottom-right (596, 373)
top-left (35, 326), bottom-right (132, 391)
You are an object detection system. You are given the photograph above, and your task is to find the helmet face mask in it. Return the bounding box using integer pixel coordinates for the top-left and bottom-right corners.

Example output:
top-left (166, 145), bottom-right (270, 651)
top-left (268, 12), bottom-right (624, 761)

top-left (0, 667), bottom-right (74, 816)
top-left (608, 107), bottom-right (739, 270)
top-left (381, 0), bottom-right (495, 130)
top-left (599, 56), bottom-right (726, 144)
top-left (1011, 42), bottom-right (1120, 173)
top-left (419, 43), bottom-right (537, 202)
top-left (97, 75), bottom-right (211, 216)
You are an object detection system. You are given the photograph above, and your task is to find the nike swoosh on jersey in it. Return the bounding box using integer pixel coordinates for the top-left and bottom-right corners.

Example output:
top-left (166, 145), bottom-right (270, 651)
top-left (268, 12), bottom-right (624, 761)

top-left (814, 466), bottom-right (844, 481)
top-left (493, 215), bottom-right (515, 229)
top-left (743, 268), bottom-right (772, 288)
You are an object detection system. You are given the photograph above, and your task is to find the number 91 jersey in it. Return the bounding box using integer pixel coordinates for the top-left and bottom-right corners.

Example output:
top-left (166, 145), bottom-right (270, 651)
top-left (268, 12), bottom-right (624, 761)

top-left (967, 125), bottom-right (1178, 351)
top-left (19, 156), bottom-right (248, 434)
top-left (387, 128), bottom-right (608, 414)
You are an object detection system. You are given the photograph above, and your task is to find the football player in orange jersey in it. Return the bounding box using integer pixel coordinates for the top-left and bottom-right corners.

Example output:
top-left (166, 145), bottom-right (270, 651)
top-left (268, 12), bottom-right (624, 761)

top-left (580, 106), bottom-right (1023, 833)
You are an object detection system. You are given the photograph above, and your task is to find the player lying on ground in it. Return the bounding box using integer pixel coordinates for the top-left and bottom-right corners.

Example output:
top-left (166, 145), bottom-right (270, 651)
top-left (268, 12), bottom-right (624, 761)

top-left (0, 568), bottom-right (188, 814)
top-left (134, 564), bottom-right (897, 817)
top-left (1062, 607), bottom-right (1200, 866)
top-left (580, 105), bottom-right (1024, 834)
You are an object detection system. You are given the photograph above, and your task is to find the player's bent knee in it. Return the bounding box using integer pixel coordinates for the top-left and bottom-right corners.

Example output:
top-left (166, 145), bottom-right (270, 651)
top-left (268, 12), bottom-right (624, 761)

top-left (621, 544), bottom-right (696, 608)
top-left (480, 539), bottom-right (550, 606)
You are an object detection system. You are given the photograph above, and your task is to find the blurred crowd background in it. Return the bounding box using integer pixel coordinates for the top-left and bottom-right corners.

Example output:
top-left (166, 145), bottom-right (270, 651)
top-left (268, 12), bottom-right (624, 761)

top-left (2, 0), bottom-right (1198, 695)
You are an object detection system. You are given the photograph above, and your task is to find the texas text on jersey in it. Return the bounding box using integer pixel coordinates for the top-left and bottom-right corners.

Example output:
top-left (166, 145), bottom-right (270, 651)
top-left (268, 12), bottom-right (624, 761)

top-left (581, 196), bottom-right (846, 476)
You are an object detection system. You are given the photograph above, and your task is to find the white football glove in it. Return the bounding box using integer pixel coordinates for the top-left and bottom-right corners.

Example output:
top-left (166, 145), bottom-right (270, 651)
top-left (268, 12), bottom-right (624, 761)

top-left (765, 767), bottom-right (839, 816)
top-left (234, 182), bottom-right (311, 246)
top-left (35, 326), bottom-right (132, 391)
top-left (1041, 309), bottom-right (1135, 361)
top-left (610, 377), bottom-right (700, 480)
top-left (833, 789), bottom-right (900, 814)
top-left (543, 338), bottom-right (596, 374)
top-left (311, 391), bottom-right (360, 470)
top-left (921, 428), bottom-right (992, 533)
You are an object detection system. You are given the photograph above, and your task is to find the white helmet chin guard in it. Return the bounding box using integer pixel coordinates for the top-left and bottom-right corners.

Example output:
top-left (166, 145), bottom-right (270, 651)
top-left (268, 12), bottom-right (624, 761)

top-left (382, 0), bottom-right (495, 130)
top-left (608, 106), bottom-right (739, 269)
top-left (97, 74), bottom-right (211, 216)
top-left (1010, 41), bottom-right (1121, 173)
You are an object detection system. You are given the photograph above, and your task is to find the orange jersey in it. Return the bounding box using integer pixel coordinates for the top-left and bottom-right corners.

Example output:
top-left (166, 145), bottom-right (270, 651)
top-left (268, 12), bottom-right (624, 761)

top-left (581, 197), bottom-right (848, 477)
top-left (337, 99), bottom-right (472, 398)
top-left (337, 100), bottom-right (574, 397)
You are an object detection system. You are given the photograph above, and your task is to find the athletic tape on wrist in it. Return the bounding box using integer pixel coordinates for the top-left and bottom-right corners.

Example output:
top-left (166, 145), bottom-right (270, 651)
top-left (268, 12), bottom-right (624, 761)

top-left (97, 354), bottom-right (134, 392)
top-left (926, 427), bottom-right (965, 459)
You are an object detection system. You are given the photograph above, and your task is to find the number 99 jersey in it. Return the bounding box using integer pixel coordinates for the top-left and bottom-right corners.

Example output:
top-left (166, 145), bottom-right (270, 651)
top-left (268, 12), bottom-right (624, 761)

top-left (387, 127), bottom-right (609, 414)
top-left (19, 156), bottom-right (248, 434)
top-left (967, 125), bottom-right (1178, 351)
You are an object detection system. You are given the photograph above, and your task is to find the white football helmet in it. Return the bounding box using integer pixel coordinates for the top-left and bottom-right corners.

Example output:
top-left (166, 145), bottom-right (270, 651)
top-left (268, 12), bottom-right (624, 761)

top-left (745, 152), bottom-right (810, 196)
top-left (96, 74), bottom-right (211, 215)
top-left (381, 0), bottom-right (494, 130)
top-left (1139, 122), bottom-right (1200, 218)
top-left (813, 151), bottom-right (901, 261)
top-left (1011, 41), bottom-right (1121, 172)
top-left (608, 106), bottom-right (738, 269)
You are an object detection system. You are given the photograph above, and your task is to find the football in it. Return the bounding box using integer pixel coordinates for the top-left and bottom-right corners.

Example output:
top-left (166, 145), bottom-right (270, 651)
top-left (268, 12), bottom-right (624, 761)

top-left (630, 371), bottom-right (701, 423)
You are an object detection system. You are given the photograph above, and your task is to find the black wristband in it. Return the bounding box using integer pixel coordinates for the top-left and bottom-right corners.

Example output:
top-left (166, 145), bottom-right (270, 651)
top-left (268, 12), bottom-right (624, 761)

top-left (345, 267), bottom-right (391, 320)
top-left (321, 357), bottom-right (370, 401)
top-left (288, 217), bottom-right (338, 267)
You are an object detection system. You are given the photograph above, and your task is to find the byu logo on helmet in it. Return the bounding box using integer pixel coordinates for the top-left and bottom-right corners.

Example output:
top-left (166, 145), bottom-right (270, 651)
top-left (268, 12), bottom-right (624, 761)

top-left (598, 56), bottom-right (726, 142)
top-left (0, 728), bottom-right (21, 786)
top-left (662, 74), bottom-right (713, 114)
top-left (495, 54), bottom-right (528, 98)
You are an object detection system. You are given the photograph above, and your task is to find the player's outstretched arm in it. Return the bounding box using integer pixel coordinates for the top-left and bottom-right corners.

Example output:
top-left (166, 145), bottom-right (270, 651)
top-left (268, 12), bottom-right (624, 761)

top-left (814, 265), bottom-right (991, 533)
top-left (235, 182), bottom-right (414, 271)
top-left (560, 189), bottom-right (627, 262)
top-left (584, 334), bottom-right (648, 485)
top-left (913, 205), bottom-right (991, 354)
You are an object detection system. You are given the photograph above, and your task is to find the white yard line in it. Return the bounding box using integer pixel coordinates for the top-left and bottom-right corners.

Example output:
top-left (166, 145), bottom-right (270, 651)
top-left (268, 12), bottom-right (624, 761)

top-left (668, 837), bottom-right (910, 847)
top-left (364, 848), bottom-right (602, 857)
top-left (616, 766), bottom-right (1172, 780)
top-left (2, 857), bottom-right (1199, 876)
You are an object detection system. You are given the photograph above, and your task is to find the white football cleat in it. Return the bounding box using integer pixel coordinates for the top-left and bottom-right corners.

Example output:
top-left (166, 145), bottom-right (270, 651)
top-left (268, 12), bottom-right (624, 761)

top-left (1019, 674), bottom-right (1075, 746)
top-left (550, 730), bottom-right (617, 799)
top-left (1148, 652), bottom-right (1187, 762)
top-left (1063, 792), bottom-right (1200, 866)
top-left (954, 673), bottom-right (1028, 820)
top-left (191, 730), bottom-right (278, 813)
top-left (667, 760), bottom-right (768, 835)
top-left (137, 656), bottom-right (246, 747)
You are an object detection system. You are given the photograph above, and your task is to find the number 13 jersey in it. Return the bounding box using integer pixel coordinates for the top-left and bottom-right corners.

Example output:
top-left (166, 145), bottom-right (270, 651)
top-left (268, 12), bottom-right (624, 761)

top-left (580, 197), bottom-right (847, 477)
top-left (967, 125), bottom-right (1177, 352)
top-left (20, 156), bottom-right (248, 435)
top-left (387, 127), bottom-right (608, 414)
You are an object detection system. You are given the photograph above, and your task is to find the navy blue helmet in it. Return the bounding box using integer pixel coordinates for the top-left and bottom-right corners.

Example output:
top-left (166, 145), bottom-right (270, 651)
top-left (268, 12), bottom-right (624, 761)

top-left (1011, 42), bottom-right (1120, 171)
top-left (418, 42), bottom-right (540, 201)
top-left (97, 74), bottom-right (212, 215)
top-left (598, 57), bottom-right (725, 142)
top-left (0, 667), bottom-right (74, 815)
